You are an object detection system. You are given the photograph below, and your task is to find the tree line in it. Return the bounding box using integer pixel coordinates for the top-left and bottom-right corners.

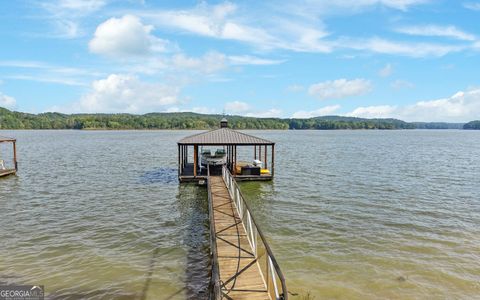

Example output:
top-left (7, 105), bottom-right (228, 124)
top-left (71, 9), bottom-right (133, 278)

top-left (463, 120), bottom-right (480, 129)
top-left (0, 107), bottom-right (470, 130)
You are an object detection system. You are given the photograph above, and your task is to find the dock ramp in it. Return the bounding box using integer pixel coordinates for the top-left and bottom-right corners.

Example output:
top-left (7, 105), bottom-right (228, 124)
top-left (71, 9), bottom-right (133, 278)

top-left (207, 166), bottom-right (287, 300)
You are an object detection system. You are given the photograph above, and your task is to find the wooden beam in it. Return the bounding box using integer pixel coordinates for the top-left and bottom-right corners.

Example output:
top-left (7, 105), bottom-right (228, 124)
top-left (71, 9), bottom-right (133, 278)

top-left (178, 145), bottom-right (181, 177)
top-left (254, 145), bottom-right (256, 160)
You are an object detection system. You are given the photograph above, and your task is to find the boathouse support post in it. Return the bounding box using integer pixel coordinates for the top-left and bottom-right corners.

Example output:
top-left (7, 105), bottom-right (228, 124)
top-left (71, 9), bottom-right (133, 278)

top-left (233, 145), bottom-right (237, 176)
top-left (13, 141), bottom-right (17, 171)
top-left (193, 145), bottom-right (198, 177)
top-left (254, 145), bottom-right (256, 160)
top-left (178, 145), bottom-right (180, 177)
top-left (265, 145), bottom-right (268, 169)
top-left (271, 144), bottom-right (275, 177)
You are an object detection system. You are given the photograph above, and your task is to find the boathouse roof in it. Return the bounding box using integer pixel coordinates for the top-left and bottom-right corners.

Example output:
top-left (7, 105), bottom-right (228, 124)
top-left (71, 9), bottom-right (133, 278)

top-left (178, 127), bottom-right (274, 145)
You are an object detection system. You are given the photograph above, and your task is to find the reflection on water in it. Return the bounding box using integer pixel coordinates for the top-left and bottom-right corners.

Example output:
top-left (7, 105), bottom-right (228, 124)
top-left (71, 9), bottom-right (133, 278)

top-left (0, 130), bottom-right (479, 299)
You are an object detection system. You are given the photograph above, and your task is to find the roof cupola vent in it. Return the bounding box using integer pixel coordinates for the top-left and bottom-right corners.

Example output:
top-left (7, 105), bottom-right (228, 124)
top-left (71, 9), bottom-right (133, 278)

top-left (220, 118), bottom-right (228, 128)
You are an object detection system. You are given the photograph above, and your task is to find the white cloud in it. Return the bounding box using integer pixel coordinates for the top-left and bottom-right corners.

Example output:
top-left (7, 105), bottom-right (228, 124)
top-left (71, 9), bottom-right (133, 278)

top-left (224, 101), bottom-right (251, 113)
top-left (129, 2), bottom-right (475, 57)
top-left (228, 55), bottom-right (285, 65)
top-left (138, 2), bottom-right (331, 53)
top-left (140, 3), bottom-right (277, 48)
top-left (292, 105), bottom-right (341, 118)
top-left (306, 0), bottom-right (430, 12)
top-left (379, 63), bottom-right (393, 77)
top-left (0, 92), bottom-right (16, 109)
top-left (287, 84), bottom-right (305, 92)
top-left (463, 2), bottom-right (480, 11)
top-left (347, 105), bottom-right (397, 119)
top-left (391, 79), bottom-right (415, 90)
top-left (70, 74), bottom-right (180, 113)
top-left (40, 0), bottom-right (108, 38)
top-left (89, 15), bottom-right (169, 57)
top-left (5, 75), bottom-right (87, 86)
top-left (395, 25), bottom-right (476, 41)
top-left (347, 88), bottom-right (480, 122)
top-left (308, 78), bottom-right (372, 100)
top-left (49, 0), bottom-right (107, 14)
top-left (345, 37), bottom-right (463, 57)
top-left (191, 107), bottom-right (216, 114)
top-left (53, 19), bottom-right (81, 38)
top-left (246, 108), bottom-right (283, 118)
top-left (172, 52), bottom-right (226, 74)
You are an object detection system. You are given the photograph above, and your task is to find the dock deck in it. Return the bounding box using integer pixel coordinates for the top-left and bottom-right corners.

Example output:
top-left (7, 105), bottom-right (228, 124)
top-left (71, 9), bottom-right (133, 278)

top-left (208, 167), bottom-right (287, 300)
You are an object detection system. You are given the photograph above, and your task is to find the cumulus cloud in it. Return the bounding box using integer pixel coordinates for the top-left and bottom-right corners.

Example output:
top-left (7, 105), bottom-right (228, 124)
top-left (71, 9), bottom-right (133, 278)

top-left (0, 92), bottom-right (16, 109)
top-left (379, 63), bottom-right (393, 77)
top-left (72, 74), bottom-right (179, 113)
top-left (308, 78), bottom-right (372, 100)
top-left (347, 88), bottom-right (480, 122)
top-left (292, 105), bottom-right (341, 118)
top-left (89, 15), bottom-right (169, 57)
top-left (224, 101), bottom-right (251, 113)
top-left (395, 25), bottom-right (476, 41)
top-left (347, 105), bottom-right (397, 119)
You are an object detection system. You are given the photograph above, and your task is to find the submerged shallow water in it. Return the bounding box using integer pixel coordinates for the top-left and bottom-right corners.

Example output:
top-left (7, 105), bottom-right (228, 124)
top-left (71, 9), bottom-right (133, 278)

top-left (0, 130), bottom-right (479, 299)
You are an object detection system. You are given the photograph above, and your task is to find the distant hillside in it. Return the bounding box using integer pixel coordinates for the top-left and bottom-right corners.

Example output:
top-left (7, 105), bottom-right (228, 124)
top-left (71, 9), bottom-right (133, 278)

top-left (412, 122), bottom-right (465, 129)
top-left (0, 107), bottom-right (468, 130)
top-left (463, 120), bottom-right (480, 130)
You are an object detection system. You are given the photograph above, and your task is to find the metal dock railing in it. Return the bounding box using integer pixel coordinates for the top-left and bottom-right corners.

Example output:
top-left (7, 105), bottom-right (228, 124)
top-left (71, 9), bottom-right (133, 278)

top-left (207, 165), bottom-right (287, 300)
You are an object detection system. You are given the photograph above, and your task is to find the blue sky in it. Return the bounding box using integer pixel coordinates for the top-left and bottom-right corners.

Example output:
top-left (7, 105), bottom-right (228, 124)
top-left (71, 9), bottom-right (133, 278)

top-left (1, 0), bottom-right (480, 122)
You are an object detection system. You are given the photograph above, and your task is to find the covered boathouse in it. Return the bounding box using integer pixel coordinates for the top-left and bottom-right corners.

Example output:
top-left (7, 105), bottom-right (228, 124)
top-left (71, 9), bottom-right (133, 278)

top-left (0, 136), bottom-right (18, 178)
top-left (177, 119), bottom-right (275, 182)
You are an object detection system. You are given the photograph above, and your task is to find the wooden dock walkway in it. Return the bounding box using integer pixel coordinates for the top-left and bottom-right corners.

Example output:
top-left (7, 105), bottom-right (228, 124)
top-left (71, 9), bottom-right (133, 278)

top-left (0, 169), bottom-right (16, 177)
top-left (208, 167), bottom-right (287, 300)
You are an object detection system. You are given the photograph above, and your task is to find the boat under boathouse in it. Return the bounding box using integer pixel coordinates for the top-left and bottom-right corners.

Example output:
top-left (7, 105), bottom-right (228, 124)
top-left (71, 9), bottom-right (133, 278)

top-left (177, 118), bottom-right (275, 182)
top-left (0, 136), bottom-right (18, 178)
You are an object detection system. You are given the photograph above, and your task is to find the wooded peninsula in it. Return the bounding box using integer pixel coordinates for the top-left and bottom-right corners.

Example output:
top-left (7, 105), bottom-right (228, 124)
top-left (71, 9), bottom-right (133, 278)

top-left (0, 107), bottom-right (476, 130)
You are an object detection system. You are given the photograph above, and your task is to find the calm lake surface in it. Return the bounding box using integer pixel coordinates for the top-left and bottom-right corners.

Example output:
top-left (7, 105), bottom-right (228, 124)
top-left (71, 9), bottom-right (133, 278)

top-left (0, 130), bottom-right (479, 299)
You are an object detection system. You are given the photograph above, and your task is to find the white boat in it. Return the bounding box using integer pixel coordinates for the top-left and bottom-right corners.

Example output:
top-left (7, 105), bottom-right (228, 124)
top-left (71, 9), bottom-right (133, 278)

top-left (201, 149), bottom-right (227, 166)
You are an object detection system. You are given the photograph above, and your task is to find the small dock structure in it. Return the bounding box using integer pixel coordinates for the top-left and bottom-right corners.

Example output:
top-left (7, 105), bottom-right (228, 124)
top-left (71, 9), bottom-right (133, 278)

top-left (178, 120), bottom-right (287, 299)
top-left (0, 136), bottom-right (17, 178)
top-left (177, 118), bottom-right (275, 182)
top-left (208, 166), bottom-right (287, 299)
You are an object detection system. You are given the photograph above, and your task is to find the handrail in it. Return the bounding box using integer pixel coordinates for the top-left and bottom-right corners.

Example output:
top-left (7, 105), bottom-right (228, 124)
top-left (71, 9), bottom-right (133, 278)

top-left (222, 166), bottom-right (288, 300)
top-left (207, 166), bottom-right (222, 300)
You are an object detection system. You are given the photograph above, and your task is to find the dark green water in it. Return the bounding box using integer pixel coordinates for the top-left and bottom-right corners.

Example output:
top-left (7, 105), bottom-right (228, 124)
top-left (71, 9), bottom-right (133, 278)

top-left (0, 130), bottom-right (479, 299)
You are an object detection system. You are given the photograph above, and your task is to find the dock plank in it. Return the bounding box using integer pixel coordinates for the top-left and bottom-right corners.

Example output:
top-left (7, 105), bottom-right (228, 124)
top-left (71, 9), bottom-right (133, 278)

top-left (209, 176), bottom-right (270, 300)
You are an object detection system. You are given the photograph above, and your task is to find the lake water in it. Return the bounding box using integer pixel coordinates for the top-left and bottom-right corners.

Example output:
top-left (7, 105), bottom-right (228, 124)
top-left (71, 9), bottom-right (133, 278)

top-left (0, 130), bottom-right (479, 299)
